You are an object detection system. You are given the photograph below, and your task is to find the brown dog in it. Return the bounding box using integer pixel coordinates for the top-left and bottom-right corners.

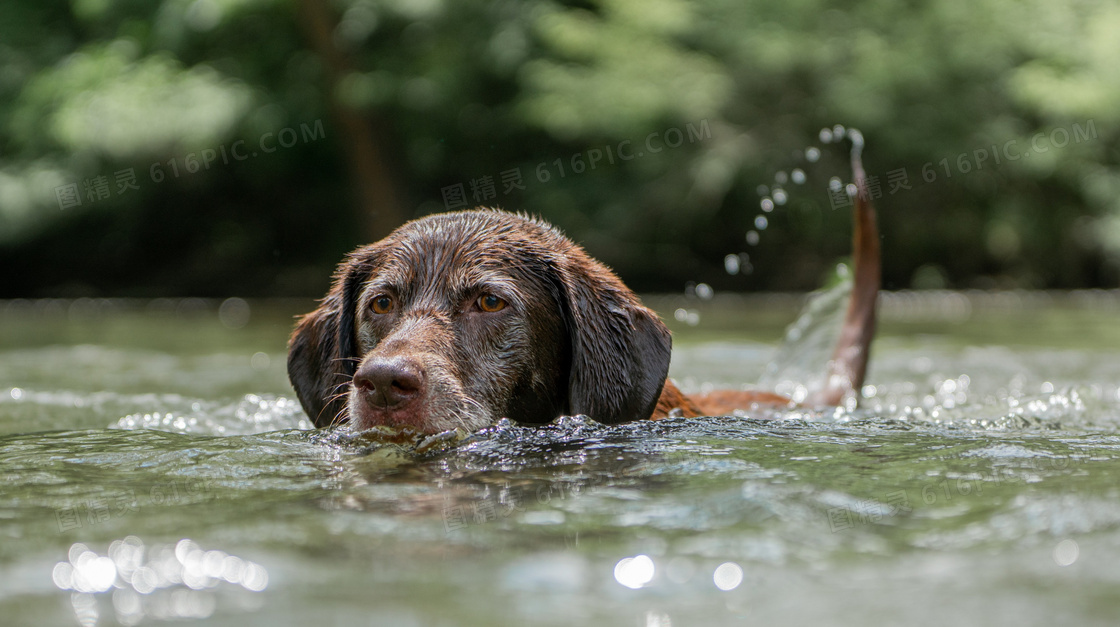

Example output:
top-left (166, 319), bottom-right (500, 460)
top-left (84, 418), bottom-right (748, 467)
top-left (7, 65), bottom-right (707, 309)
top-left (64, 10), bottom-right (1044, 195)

top-left (288, 149), bottom-right (879, 434)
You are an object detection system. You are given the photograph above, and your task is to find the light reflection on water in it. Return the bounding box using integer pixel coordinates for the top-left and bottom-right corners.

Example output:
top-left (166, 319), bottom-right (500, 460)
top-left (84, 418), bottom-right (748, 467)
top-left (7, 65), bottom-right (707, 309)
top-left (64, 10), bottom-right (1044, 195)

top-left (52, 537), bottom-right (268, 625)
top-left (0, 295), bottom-right (1119, 626)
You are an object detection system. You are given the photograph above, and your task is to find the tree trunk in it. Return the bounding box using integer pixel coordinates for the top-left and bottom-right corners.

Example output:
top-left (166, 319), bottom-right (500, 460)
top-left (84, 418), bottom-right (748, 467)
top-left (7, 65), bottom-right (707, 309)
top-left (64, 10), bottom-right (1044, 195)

top-left (295, 0), bottom-right (408, 240)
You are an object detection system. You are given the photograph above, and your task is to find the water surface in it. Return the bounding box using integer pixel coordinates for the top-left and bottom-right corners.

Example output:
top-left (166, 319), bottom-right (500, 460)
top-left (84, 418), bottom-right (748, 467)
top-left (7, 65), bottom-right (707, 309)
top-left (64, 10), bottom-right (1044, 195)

top-left (1, 293), bottom-right (1119, 626)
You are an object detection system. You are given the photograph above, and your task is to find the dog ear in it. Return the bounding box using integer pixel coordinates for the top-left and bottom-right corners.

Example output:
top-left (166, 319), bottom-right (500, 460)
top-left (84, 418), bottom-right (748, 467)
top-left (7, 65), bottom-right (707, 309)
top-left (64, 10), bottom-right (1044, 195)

top-left (287, 254), bottom-right (371, 427)
top-left (552, 250), bottom-right (672, 424)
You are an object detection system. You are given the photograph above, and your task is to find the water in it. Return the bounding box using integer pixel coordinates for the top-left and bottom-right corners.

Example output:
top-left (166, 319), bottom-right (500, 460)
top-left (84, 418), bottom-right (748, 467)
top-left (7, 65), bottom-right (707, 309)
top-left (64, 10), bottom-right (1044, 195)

top-left (1, 293), bottom-right (1119, 626)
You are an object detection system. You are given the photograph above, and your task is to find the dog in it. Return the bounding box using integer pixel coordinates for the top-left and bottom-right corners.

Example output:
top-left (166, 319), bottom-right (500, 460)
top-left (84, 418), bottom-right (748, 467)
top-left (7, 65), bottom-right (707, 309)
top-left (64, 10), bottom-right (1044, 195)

top-left (287, 148), bottom-right (879, 434)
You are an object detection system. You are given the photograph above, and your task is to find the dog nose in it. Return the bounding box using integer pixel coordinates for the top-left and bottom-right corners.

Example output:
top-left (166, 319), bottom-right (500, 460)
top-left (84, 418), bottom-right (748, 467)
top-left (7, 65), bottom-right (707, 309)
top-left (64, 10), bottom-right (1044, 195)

top-left (353, 357), bottom-right (424, 408)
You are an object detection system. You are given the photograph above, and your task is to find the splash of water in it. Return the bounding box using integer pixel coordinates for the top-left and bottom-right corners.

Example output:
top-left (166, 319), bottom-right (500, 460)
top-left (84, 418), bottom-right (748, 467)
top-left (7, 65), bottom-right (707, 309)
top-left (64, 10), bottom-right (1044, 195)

top-left (757, 265), bottom-right (853, 404)
top-left (114, 394), bottom-right (311, 435)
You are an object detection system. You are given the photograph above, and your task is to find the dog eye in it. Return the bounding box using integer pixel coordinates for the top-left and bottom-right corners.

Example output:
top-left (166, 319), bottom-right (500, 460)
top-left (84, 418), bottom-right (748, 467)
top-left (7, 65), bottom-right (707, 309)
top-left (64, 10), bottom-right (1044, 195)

top-left (477, 294), bottom-right (507, 313)
top-left (370, 295), bottom-right (394, 315)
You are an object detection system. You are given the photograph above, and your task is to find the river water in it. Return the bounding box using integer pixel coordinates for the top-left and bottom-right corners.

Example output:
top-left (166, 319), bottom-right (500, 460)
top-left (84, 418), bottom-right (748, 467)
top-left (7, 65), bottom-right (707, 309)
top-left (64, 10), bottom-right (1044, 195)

top-left (1, 292), bottom-right (1118, 626)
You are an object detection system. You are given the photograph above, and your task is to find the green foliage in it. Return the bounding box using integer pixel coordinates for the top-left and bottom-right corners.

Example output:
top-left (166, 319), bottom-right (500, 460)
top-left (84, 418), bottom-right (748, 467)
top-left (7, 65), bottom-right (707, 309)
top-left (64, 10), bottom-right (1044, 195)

top-left (519, 0), bottom-right (732, 139)
top-left (0, 0), bottom-right (1117, 296)
top-left (12, 42), bottom-right (253, 157)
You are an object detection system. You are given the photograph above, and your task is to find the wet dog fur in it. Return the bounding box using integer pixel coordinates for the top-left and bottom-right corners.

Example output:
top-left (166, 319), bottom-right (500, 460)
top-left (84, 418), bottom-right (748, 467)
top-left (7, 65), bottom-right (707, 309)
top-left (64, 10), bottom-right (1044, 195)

top-left (288, 150), bottom-right (879, 434)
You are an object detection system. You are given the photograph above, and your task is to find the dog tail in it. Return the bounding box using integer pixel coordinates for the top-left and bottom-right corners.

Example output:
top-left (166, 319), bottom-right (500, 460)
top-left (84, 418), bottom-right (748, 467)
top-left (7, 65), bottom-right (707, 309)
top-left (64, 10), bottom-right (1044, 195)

top-left (810, 133), bottom-right (881, 407)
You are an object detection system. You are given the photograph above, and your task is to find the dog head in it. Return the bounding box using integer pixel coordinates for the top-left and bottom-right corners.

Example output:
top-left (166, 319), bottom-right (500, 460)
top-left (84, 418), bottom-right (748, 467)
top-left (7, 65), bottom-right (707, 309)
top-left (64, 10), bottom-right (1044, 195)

top-left (287, 209), bottom-right (671, 434)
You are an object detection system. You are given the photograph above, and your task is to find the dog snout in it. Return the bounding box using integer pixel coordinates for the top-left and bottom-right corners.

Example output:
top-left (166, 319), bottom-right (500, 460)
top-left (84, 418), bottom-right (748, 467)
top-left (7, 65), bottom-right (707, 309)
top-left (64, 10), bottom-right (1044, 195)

top-left (354, 357), bottom-right (425, 409)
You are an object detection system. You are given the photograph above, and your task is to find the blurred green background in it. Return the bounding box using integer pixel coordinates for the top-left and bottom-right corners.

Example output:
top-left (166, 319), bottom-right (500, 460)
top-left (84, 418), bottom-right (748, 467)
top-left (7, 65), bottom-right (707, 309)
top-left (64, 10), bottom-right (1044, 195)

top-left (1, 0), bottom-right (1118, 298)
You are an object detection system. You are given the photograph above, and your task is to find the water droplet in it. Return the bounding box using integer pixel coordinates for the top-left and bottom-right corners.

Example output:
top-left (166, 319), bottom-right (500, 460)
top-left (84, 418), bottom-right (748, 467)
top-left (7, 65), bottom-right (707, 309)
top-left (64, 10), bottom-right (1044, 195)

top-left (695, 283), bottom-right (714, 300)
top-left (745, 230), bottom-right (760, 245)
top-left (614, 555), bottom-right (656, 589)
top-left (832, 124), bottom-right (846, 140)
top-left (791, 168), bottom-right (806, 184)
top-left (819, 128), bottom-right (833, 143)
top-left (754, 215), bottom-right (768, 230)
top-left (250, 352), bottom-right (270, 370)
top-left (829, 177), bottom-right (843, 192)
top-left (760, 197), bottom-right (774, 212)
top-left (1053, 539), bottom-right (1079, 566)
top-left (52, 562), bottom-right (74, 590)
top-left (755, 184), bottom-right (769, 196)
top-left (666, 557), bottom-right (697, 584)
top-left (845, 183), bottom-right (858, 197)
top-left (70, 592), bottom-right (98, 626)
top-left (724, 254), bottom-right (741, 275)
top-left (774, 171), bottom-right (788, 184)
top-left (713, 562), bottom-right (744, 591)
top-left (772, 189), bottom-right (788, 205)
top-left (218, 297), bottom-right (250, 329)
top-left (805, 147), bottom-right (821, 162)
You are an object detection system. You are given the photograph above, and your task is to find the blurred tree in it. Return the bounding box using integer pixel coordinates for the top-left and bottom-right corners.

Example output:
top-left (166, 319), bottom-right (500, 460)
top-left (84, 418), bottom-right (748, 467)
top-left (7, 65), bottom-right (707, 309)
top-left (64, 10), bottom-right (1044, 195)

top-left (0, 0), bottom-right (1116, 296)
top-left (295, 0), bottom-right (406, 238)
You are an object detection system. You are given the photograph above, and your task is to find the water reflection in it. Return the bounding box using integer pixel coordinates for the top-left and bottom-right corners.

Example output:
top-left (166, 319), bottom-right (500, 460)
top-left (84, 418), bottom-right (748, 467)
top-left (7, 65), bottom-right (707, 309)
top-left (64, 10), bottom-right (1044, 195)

top-left (3, 297), bottom-right (1120, 625)
top-left (1053, 539), bottom-right (1079, 566)
top-left (712, 562), bottom-right (744, 591)
top-left (53, 537), bottom-right (268, 625)
top-left (614, 554), bottom-right (655, 589)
